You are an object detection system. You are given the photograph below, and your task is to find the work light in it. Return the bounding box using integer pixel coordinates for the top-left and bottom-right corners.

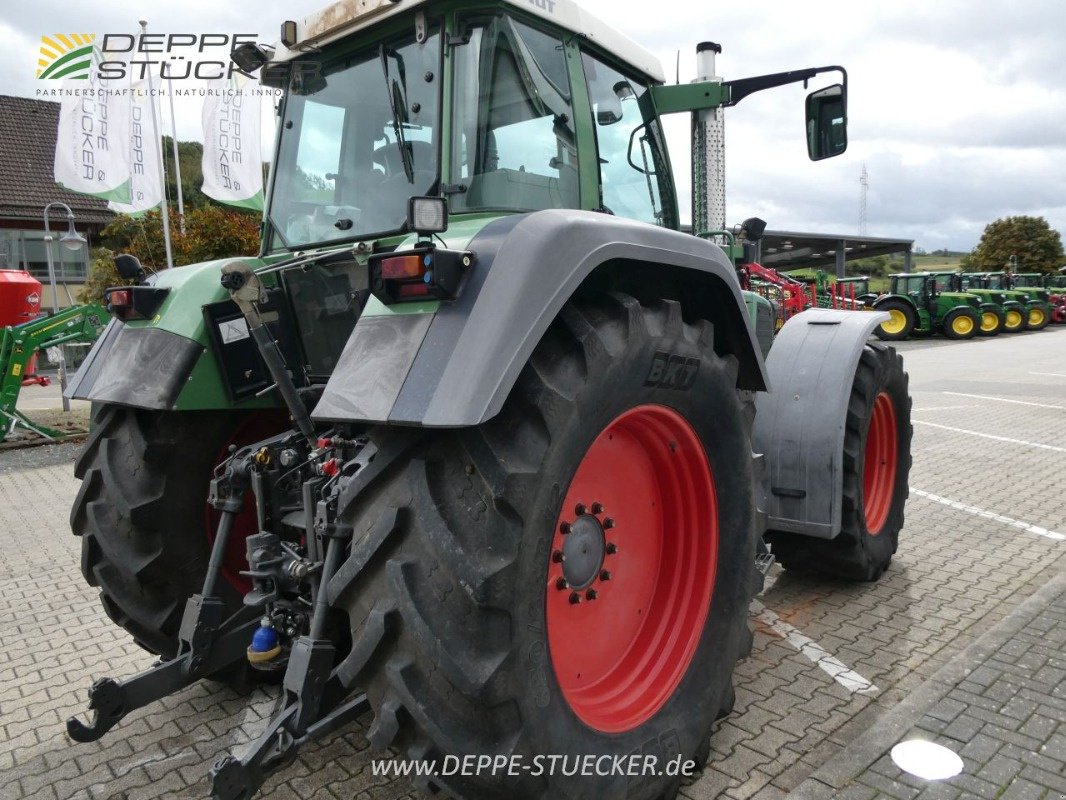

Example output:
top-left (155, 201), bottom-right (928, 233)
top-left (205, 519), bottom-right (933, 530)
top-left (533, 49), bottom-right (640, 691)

top-left (408, 197), bottom-right (448, 236)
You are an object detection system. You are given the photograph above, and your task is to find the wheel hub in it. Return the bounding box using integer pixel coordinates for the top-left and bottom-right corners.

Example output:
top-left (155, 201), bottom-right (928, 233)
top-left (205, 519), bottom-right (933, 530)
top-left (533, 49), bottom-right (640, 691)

top-left (560, 513), bottom-right (606, 590)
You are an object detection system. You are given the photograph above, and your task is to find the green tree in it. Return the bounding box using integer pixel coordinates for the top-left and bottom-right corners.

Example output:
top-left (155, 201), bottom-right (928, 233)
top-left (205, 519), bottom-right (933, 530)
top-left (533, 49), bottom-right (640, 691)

top-left (967, 216), bottom-right (1064, 273)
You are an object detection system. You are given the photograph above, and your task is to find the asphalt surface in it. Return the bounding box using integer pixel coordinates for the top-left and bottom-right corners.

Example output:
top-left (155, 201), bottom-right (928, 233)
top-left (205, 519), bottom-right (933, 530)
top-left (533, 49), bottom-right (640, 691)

top-left (0, 325), bottom-right (1063, 800)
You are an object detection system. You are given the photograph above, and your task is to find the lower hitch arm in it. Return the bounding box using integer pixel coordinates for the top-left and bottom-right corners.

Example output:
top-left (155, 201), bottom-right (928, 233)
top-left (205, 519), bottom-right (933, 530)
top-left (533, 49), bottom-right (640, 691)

top-left (209, 440), bottom-right (409, 800)
top-left (210, 522), bottom-right (360, 800)
top-left (67, 456), bottom-right (257, 743)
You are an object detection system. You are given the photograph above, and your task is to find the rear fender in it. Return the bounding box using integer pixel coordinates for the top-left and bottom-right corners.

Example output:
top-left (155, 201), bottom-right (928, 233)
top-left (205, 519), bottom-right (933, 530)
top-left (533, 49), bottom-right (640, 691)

top-left (752, 308), bottom-right (889, 539)
top-left (311, 210), bottom-right (767, 427)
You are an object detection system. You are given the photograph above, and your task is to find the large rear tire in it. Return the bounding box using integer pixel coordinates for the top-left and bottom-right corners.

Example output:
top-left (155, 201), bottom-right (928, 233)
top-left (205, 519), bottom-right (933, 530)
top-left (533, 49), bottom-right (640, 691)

top-left (331, 294), bottom-right (759, 799)
top-left (874, 299), bottom-right (916, 341)
top-left (767, 344), bottom-right (911, 581)
top-left (70, 405), bottom-right (282, 657)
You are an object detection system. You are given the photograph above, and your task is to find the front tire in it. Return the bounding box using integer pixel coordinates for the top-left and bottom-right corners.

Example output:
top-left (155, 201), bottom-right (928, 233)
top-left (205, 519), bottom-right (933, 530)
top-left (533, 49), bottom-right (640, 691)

top-left (874, 299), bottom-right (916, 341)
top-left (1003, 307), bottom-right (1026, 332)
top-left (332, 294), bottom-right (759, 799)
top-left (942, 308), bottom-right (977, 340)
top-left (1026, 306), bottom-right (1049, 330)
top-left (767, 344), bottom-right (912, 581)
top-left (978, 308), bottom-right (1003, 336)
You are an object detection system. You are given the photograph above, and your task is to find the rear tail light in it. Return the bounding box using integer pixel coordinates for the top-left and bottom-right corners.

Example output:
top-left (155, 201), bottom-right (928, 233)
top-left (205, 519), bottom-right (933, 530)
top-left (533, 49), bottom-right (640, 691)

top-left (369, 246), bottom-right (474, 304)
top-left (105, 285), bottom-right (170, 321)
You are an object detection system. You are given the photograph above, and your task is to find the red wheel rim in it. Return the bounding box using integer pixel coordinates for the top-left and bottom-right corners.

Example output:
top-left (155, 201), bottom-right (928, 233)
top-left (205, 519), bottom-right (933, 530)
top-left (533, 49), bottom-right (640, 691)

top-left (863, 392), bottom-right (898, 535)
top-left (545, 404), bottom-right (718, 733)
top-left (205, 412), bottom-right (289, 594)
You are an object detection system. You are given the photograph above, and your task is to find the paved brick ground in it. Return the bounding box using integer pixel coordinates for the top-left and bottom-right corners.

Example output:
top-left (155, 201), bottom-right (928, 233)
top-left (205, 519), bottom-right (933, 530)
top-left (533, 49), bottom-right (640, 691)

top-left (785, 570), bottom-right (1066, 800)
top-left (1, 325), bottom-right (1064, 799)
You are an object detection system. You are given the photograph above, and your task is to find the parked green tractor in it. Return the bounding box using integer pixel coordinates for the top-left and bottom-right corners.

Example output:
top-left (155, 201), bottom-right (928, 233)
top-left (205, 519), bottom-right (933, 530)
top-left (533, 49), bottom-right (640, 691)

top-left (872, 272), bottom-right (983, 340)
top-left (62, 4), bottom-right (913, 799)
top-left (1016, 271), bottom-right (1066, 323)
top-left (927, 271), bottom-right (1018, 335)
top-left (963, 272), bottom-right (1051, 330)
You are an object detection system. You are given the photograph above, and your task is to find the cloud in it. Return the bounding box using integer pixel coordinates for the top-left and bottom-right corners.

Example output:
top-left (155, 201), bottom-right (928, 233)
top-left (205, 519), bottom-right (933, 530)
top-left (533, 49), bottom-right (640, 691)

top-left (3, 0), bottom-right (1064, 251)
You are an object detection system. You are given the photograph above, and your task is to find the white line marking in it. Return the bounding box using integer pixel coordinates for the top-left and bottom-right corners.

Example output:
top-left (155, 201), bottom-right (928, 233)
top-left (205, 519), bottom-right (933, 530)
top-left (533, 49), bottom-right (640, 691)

top-left (751, 599), bottom-right (879, 695)
top-left (1031, 371), bottom-right (1066, 379)
top-left (911, 405), bottom-right (978, 412)
top-left (943, 391), bottom-right (1065, 410)
top-left (913, 420), bottom-right (1066, 453)
top-left (912, 489), bottom-right (1066, 541)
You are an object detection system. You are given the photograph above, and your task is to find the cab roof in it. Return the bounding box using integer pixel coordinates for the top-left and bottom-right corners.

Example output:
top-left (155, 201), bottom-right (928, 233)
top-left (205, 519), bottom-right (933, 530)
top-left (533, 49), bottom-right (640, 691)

top-left (272, 0), bottom-right (665, 83)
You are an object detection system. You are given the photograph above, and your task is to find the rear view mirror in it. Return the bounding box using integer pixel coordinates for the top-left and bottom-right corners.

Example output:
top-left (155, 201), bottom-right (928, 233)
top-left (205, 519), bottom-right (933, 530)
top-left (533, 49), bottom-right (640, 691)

top-left (114, 254), bottom-right (145, 282)
top-left (806, 83), bottom-right (847, 161)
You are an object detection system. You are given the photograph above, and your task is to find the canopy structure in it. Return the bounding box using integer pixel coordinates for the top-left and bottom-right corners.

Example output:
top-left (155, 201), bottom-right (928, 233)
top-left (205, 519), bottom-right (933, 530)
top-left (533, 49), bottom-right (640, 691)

top-left (756, 230), bottom-right (914, 276)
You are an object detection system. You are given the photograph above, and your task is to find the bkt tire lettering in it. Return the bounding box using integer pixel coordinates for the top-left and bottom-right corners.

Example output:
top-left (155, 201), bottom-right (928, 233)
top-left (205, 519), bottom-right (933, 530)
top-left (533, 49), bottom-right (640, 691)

top-left (644, 351), bottom-right (699, 390)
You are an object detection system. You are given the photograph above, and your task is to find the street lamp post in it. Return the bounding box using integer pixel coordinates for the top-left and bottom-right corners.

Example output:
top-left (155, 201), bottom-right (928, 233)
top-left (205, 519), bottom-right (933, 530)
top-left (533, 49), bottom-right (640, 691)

top-left (42, 201), bottom-right (87, 413)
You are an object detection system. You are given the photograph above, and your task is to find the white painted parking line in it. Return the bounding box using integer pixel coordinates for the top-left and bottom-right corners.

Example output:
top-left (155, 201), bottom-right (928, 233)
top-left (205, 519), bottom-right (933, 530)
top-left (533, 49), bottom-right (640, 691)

top-left (913, 420), bottom-right (1066, 453)
top-left (911, 405), bottom-right (978, 412)
top-left (912, 489), bottom-right (1066, 542)
top-left (1031, 371), bottom-right (1066, 379)
top-left (942, 391), bottom-right (1065, 410)
top-left (751, 599), bottom-right (879, 695)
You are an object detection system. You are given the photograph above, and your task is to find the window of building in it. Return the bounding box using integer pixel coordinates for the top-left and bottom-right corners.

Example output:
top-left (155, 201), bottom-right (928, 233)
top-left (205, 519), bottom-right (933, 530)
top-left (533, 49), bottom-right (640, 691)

top-left (0, 228), bottom-right (91, 281)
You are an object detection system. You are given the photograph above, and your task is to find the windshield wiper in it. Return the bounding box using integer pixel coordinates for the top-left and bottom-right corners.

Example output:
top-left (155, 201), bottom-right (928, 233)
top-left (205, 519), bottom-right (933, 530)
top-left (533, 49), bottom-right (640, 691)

top-left (379, 44), bottom-right (414, 184)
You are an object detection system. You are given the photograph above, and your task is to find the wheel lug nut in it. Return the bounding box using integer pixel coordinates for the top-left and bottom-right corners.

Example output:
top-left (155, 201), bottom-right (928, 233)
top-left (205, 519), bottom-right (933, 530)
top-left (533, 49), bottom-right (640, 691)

top-left (591, 502), bottom-right (604, 515)
top-left (575, 503), bottom-right (586, 516)
top-left (586, 589), bottom-right (597, 601)
top-left (606, 543), bottom-right (618, 555)
top-left (603, 518), bottom-right (615, 529)
top-left (555, 577), bottom-right (568, 591)
top-left (569, 592), bottom-right (581, 604)
top-left (552, 550), bottom-right (564, 563)
top-left (560, 522), bottom-right (571, 534)
top-left (600, 570), bottom-right (611, 581)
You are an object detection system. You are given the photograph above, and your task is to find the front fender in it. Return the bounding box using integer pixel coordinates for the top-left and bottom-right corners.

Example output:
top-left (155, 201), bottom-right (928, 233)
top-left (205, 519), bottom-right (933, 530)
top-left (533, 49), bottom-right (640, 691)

top-left (311, 210), bottom-right (767, 427)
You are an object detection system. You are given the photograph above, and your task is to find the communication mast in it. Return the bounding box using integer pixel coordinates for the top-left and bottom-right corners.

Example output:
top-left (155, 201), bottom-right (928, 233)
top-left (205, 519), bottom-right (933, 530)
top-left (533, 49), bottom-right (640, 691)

top-left (859, 163), bottom-right (869, 236)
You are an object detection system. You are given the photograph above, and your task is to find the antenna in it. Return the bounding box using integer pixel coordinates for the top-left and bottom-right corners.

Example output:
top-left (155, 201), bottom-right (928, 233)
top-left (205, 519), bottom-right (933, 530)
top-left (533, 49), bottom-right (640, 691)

top-left (676, 50), bottom-right (681, 85)
top-left (858, 163), bottom-right (869, 236)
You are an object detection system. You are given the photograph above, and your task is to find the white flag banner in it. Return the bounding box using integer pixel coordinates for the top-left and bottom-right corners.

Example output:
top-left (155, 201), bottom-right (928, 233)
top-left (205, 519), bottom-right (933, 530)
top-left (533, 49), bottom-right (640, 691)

top-left (108, 81), bottom-right (164, 215)
top-left (201, 76), bottom-right (263, 211)
top-left (54, 45), bottom-right (131, 203)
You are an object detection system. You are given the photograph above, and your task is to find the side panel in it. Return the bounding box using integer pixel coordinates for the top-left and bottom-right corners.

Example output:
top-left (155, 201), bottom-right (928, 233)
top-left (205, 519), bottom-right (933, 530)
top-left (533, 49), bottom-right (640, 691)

top-left (752, 308), bottom-right (889, 539)
top-left (312, 209), bottom-right (767, 427)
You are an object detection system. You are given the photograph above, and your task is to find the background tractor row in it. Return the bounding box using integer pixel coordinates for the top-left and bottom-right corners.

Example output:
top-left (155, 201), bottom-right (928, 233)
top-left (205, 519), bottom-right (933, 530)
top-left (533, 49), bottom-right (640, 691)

top-left (61, 3), bottom-right (913, 799)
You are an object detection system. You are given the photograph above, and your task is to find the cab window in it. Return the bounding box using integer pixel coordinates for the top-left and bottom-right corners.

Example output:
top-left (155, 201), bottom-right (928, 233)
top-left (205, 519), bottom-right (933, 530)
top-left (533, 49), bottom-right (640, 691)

top-left (451, 17), bottom-right (578, 212)
top-left (580, 53), bottom-right (664, 225)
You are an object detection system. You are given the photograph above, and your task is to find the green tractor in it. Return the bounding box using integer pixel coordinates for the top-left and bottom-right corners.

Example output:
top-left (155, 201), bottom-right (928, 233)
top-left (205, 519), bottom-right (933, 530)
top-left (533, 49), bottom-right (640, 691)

top-left (947, 273), bottom-right (1027, 333)
top-left (64, 4), bottom-right (913, 799)
top-left (964, 272), bottom-right (1051, 330)
top-left (930, 271), bottom-right (1020, 335)
top-left (872, 272), bottom-right (983, 340)
top-left (1005, 273), bottom-right (1060, 327)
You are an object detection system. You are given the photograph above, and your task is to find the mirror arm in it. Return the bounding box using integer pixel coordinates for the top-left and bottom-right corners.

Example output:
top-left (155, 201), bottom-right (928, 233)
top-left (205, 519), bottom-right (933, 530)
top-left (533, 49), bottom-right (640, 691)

top-left (724, 65), bottom-right (847, 107)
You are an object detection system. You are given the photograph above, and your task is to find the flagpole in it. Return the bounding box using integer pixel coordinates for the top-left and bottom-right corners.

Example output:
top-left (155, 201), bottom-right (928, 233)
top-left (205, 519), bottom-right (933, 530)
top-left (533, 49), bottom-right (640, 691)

top-left (167, 83), bottom-right (185, 234)
top-left (140, 19), bottom-right (174, 269)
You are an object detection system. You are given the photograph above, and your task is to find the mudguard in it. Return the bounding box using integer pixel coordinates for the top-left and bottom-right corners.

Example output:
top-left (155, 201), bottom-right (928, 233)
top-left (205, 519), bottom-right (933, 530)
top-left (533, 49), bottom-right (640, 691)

top-left (751, 308), bottom-right (889, 539)
top-left (312, 209), bottom-right (767, 427)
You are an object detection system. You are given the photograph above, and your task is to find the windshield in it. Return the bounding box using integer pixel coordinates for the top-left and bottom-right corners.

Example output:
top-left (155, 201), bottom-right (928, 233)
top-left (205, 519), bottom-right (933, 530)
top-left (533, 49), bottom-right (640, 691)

top-left (268, 27), bottom-right (441, 249)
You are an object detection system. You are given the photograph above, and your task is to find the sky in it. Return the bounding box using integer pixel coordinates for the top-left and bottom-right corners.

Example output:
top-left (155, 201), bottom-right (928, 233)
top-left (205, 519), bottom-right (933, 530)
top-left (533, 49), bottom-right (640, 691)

top-left (2, 0), bottom-right (1064, 252)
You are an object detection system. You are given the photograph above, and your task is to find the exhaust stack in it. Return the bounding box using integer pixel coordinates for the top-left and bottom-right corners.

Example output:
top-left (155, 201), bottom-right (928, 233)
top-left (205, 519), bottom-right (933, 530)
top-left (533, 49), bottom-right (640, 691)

top-left (693, 41), bottom-right (726, 239)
